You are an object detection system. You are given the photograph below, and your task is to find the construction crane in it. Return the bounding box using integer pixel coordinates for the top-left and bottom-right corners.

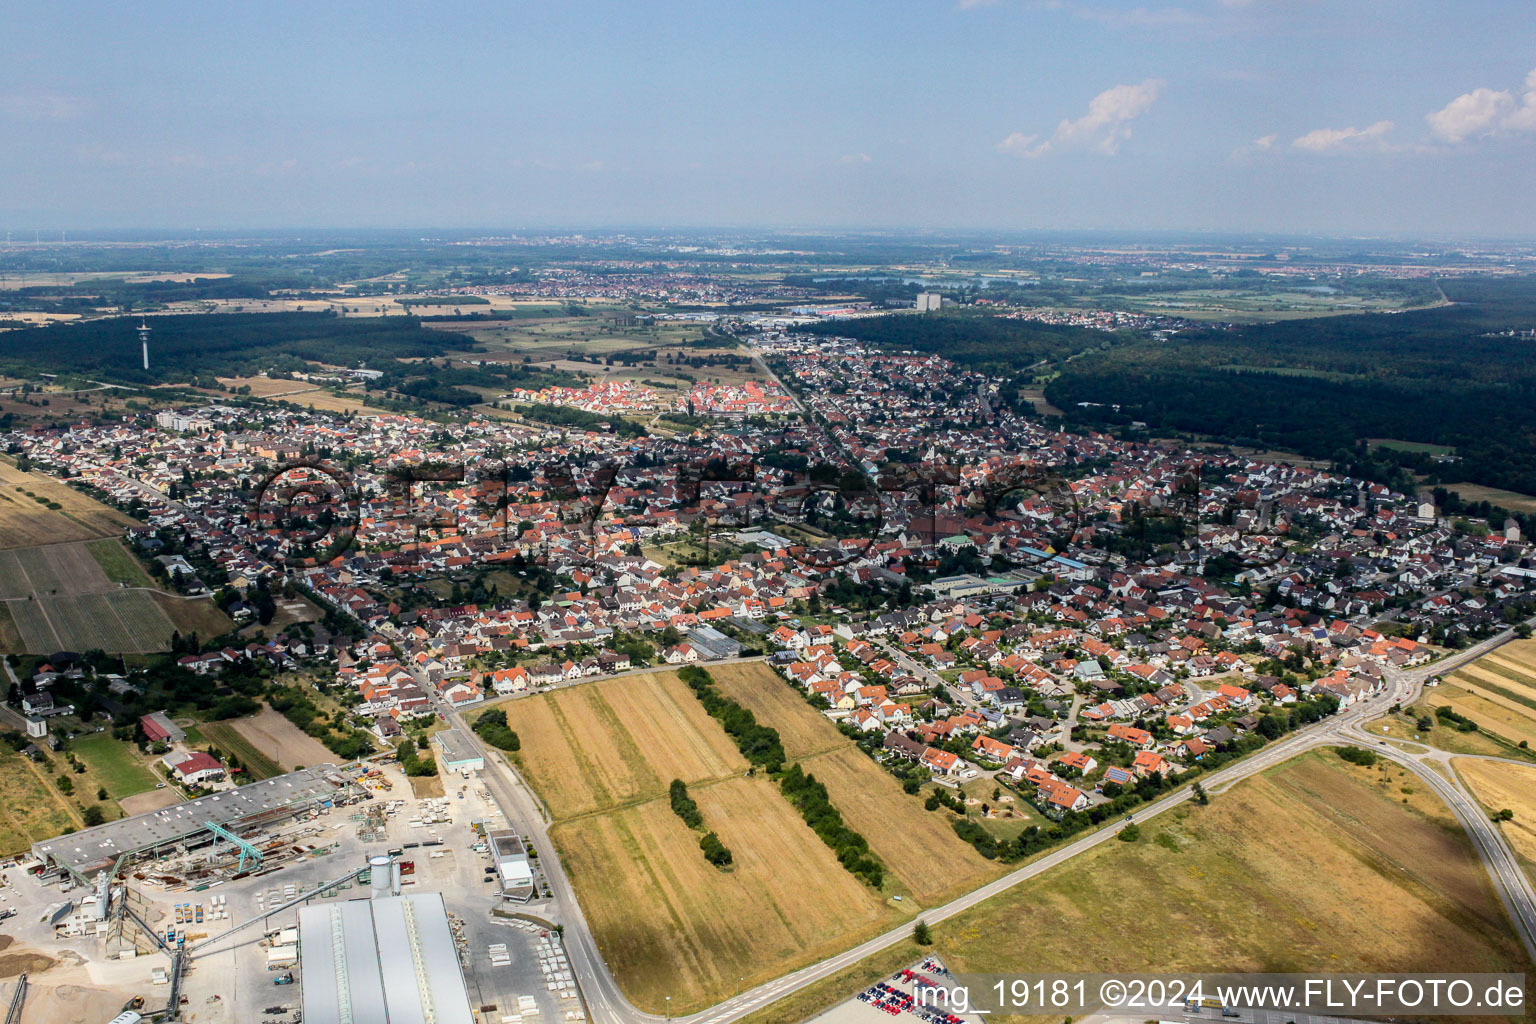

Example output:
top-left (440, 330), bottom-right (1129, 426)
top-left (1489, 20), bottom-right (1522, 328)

top-left (3, 973), bottom-right (26, 1024)
top-left (203, 819), bottom-right (263, 873)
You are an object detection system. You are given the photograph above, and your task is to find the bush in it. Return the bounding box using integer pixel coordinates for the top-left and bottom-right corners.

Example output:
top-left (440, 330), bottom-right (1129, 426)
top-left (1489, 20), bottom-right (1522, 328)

top-left (82, 805), bottom-right (105, 827)
top-left (913, 920), bottom-right (932, 945)
top-left (1336, 745), bottom-right (1379, 766)
top-left (1118, 822), bottom-right (1141, 842)
top-left (669, 779), bottom-right (704, 829)
top-left (699, 831), bottom-right (733, 867)
top-left (472, 708), bottom-right (521, 751)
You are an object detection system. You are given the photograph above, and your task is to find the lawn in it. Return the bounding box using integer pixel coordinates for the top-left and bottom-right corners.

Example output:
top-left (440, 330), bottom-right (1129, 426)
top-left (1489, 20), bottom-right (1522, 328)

top-left (69, 733), bottom-right (159, 798)
top-left (739, 751), bottom-right (1532, 1024)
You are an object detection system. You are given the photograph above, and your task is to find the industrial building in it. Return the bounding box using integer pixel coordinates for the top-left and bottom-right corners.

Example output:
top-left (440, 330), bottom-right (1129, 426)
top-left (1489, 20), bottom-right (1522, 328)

top-left (298, 892), bottom-right (475, 1024)
top-left (31, 766), bottom-right (343, 881)
top-left (434, 728), bottom-right (484, 773)
top-left (487, 829), bottom-right (535, 901)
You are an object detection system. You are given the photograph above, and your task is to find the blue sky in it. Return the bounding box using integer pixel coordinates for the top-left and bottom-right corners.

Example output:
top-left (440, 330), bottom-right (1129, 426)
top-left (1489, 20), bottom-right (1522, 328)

top-left (3, 0), bottom-right (1535, 235)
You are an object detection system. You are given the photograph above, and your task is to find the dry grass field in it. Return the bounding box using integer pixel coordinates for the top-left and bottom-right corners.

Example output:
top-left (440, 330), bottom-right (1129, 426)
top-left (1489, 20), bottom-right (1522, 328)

top-left (498, 670), bottom-right (746, 819)
top-left (740, 752), bottom-right (1531, 1024)
top-left (0, 747), bottom-right (82, 855)
top-left (799, 746), bottom-right (1003, 903)
top-left (0, 459), bottom-right (135, 547)
top-left (708, 661), bottom-right (846, 759)
top-left (499, 668), bottom-right (924, 1013)
top-left (707, 661), bottom-right (1004, 901)
top-left (1456, 758), bottom-right (1536, 885)
top-left (1435, 482), bottom-right (1536, 514)
top-left (1430, 639), bottom-right (1536, 748)
top-left (221, 705), bottom-right (338, 772)
top-left (551, 775), bottom-right (899, 1013)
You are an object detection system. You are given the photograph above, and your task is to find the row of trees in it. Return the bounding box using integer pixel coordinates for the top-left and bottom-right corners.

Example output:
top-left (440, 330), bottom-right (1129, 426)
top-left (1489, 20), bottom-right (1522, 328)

top-left (676, 666), bottom-right (786, 773)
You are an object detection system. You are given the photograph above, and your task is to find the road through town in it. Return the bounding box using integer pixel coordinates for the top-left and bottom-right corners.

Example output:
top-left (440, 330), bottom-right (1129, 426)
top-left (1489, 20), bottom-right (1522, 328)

top-left (450, 621), bottom-right (1536, 1024)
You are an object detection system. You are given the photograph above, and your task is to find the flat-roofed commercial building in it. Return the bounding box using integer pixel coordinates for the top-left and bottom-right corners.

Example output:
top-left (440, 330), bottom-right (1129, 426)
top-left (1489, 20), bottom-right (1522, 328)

top-left (434, 727), bottom-right (484, 773)
top-left (487, 829), bottom-right (535, 901)
top-left (298, 893), bottom-right (474, 1024)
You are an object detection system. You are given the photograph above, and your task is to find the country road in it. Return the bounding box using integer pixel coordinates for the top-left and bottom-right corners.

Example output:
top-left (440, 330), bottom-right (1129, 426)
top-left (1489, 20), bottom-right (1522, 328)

top-left (445, 618), bottom-right (1536, 1024)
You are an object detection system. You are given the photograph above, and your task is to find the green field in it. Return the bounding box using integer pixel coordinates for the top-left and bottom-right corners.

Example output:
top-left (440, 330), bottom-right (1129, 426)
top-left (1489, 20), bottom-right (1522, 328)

top-left (86, 538), bottom-right (156, 587)
top-left (199, 720), bottom-right (283, 781)
top-left (70, 733), bottom-right (160, 798)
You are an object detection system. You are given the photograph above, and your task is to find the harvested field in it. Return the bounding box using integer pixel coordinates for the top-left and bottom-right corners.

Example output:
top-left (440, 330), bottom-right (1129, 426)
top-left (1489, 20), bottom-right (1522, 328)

top-left (199, 720), bottom-right (282, 781)
top-left (708, 661), bottom-right (846, 759)
top-left (798, 746), bottom-right (1002, 903)
top-left (742, 752), bottom-right (1532, 1024)
top-left (119, 788), bottom-right (182, 816)
top-left (1456, 758), bottom-right (1536, 887)
top-left (0, 458), bottom-right (135, 547)
top-left (1434, 682), bottom-right (1536, 748)
top-left (498, 670), bottom-right (746, 819)
top-left (706, 661), bottom-right (1004, 900)
top-left (222, 705), bottom-right (336, 771)
top-left (552, 775), bottom-right (897, 1014)
top-left (152, 591), bottom-right (234, 640)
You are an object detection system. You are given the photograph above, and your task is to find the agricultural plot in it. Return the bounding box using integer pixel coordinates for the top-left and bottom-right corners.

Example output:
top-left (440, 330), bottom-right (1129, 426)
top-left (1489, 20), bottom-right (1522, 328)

top-left (502, 669), bottom-right (913, 1013)
top-left (218, 705), bottom-right (334, 773)
top-left (0, 458), bottom-right (135, 547)
top-left (1456, 758), bottom-right (1536, 888)
top-left (498, 670), bottom-right (746, 819)
top-left (743, 753), bottom-right (1531, 1024)
top-left (708, 661), bottom-right (847, 759)
top-left (199, 720), bottom-right (283, 780)
top-left (5, 590), bottom-right (175, 653)
top-left (708, 662), bottom-right (1004, 902)
top-left (1434, 639), bottom-right (1536, 748)
top-left (551, 775), bottom-right (898, 1013)
top-left (0, 541), bottom-right (113, 596)
top-left (798, 746), bottom-right (1003, 903)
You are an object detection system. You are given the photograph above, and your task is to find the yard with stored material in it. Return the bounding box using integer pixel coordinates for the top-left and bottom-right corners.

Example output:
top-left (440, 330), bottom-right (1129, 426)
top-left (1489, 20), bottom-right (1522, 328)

top-left (739, 751), bottom-right (1533, 1024)
top-left (496, 669), bottom-right (911, 1013)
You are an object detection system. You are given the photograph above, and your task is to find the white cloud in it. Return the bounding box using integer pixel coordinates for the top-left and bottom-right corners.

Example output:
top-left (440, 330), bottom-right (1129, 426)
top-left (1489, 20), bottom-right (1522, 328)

top-left (838, 152), bottom-right (873, 165)
top-left (1254, 133), bottom-right (1277, 150)
top-left (1291, 120), bottom-right (1394, 153)
top-left (0, 92), bottom-right (88, 120)
top-left (956, 0), bottom-right (1000, 9)
top-left (999, 78), bottom-right (1164, 158)
top-left (1427, 68), bottom-right (1536, 143)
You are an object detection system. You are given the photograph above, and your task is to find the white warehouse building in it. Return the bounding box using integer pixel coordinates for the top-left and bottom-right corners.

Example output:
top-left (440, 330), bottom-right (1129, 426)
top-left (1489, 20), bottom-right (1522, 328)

top-left (298, 892), bottom-right (474, 1024)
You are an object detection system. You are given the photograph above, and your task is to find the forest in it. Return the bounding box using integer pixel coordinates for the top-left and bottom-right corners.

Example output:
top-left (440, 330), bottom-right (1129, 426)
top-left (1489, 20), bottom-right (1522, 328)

top-left (0, 312), bottom-right (468, 383)
top-left (1044, 276), bottom-right (1536, 495)
top-left (802, 310), bottom-right (1106, 373)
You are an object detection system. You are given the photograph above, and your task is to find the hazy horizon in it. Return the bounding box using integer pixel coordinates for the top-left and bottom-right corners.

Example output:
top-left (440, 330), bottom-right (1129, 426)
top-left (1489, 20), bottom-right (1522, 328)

top-left (4, 0), bottom-right (1535, 236)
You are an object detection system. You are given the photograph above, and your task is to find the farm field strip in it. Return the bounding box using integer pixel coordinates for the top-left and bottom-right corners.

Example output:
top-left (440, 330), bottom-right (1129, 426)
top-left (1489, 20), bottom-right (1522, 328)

top-left (13, 541), bottom-right (111, 595)
top-left (500, 671), bottom-right (747, 820)
top-left (1432, 684), bottom-right (1536, 747)
top-left (707, 661), bottom-right (847, 760)
top-left (6, 598), bottom-right (62, 651)
top-left (797, 745), bottom-right (1003, 903)
top-left (550, 774), bottom-right (897, 1014)
top-left (1455, 758), bottom-right (1536, 889)
top-left (199, 721), bottom-right (283, 780)
top-left (1451, 665), bottom-right (1536, 711)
